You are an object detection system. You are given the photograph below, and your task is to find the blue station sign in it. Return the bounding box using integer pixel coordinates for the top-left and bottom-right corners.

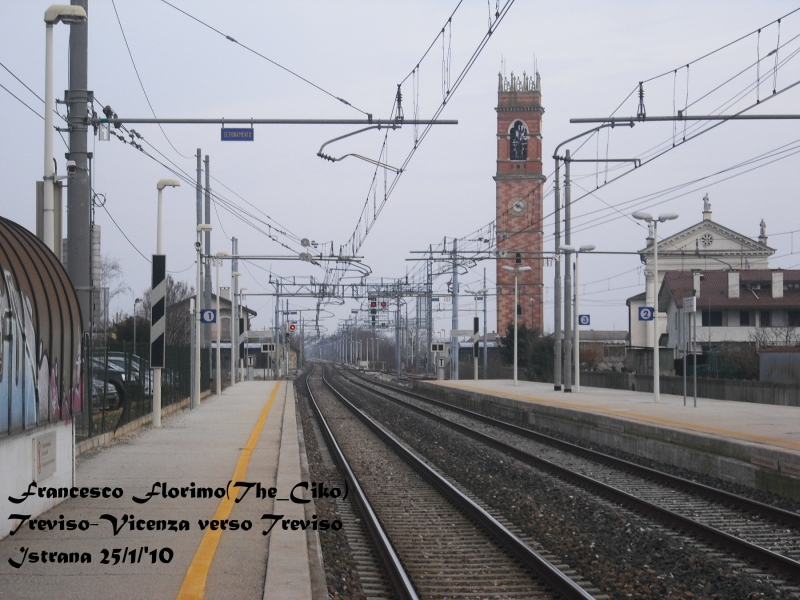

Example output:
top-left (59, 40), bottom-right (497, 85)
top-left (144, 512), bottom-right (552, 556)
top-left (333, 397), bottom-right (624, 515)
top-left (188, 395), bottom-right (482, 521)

top-left (221, 128), bottom-right (254, 141)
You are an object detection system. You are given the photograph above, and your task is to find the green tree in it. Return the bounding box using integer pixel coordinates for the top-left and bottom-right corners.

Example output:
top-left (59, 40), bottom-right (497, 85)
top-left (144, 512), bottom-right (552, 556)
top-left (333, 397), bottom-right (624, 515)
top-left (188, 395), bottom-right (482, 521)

top-left (498, 323), bottom-right (554, 381)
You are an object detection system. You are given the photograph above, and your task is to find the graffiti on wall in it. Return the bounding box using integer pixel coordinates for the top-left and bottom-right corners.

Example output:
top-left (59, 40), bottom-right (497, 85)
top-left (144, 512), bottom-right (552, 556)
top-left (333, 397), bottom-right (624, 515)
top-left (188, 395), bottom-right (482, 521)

top-left (0, 264), bottom-right (81, 436)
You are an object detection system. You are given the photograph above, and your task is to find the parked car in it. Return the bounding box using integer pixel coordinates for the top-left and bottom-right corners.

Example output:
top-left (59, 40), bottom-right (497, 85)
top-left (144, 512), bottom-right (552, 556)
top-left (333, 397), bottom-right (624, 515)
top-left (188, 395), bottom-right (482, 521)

top-left (92, 378), bottom-right (119, 411)
top-left (106, 352), bottom-right (153, 397)
top-left (90, 358), bottom-right (128, 403)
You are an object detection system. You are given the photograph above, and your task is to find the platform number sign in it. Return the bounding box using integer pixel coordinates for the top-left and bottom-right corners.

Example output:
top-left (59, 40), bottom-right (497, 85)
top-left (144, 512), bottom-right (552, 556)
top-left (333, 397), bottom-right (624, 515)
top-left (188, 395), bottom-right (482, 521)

top-left (578, 314), bottom-right (590, 326)
top-left (200, 309), bottom-right (217, 324)
top-left (638, 307), bottom-right (654, 321)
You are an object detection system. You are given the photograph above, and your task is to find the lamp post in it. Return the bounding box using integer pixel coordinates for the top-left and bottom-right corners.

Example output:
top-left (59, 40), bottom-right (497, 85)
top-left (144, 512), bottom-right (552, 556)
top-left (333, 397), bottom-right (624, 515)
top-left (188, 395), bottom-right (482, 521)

top-left (561, 245), bottom-right (595, 392)
top-left (632, 212), bottom-right (679, 402)
top-left (156, 180), bottom-right (181, 254)
top-left (214, 251), bottom-right (230, 395)
top-left (239, 287), bottom-right (248, 381)
top-left (194, 224), bottom-right (212, 408)
top-left (153, 179), bottom-right (180, 427)
top-left (502, 265), bottom-right (531, 386)
top-left (230, 271), bottom-right (242, 386)
top-left (133, 297), bottom-right (141, 358)
top-left (465, 289), bottom-right (488, 381)
top-left (43, 5), bottom-right (87, 253)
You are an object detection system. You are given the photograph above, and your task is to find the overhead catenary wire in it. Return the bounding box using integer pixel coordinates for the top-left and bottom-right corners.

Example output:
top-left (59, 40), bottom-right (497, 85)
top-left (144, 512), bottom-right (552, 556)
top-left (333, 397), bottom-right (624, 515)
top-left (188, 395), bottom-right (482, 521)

top-left (159, 0), bottom-right (369, 116)
top-left (110, 0), bottom-right (192, 159)
top-left (93, 92), bottom-right (309, 256)
top-left (338, 0), bottom-right (516, 267)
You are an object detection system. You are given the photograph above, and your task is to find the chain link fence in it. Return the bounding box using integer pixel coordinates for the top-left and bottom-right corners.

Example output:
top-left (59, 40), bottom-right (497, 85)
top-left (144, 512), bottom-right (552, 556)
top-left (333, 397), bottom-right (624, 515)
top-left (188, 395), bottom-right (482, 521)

top-left (74, 338), bottom-right (209, 442)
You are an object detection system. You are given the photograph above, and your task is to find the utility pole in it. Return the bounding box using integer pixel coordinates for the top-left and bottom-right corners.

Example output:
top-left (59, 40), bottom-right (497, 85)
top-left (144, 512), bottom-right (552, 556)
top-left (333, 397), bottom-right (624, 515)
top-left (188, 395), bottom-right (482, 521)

top-left (553, 157), bottom-right (562, 390)
top-left (427, 247), bottom-right (434, 375)
top-left (563, 149), bottom-right (573, 392)
top-left (395, 290), bottom-right (401, 377)
top-left (231, 236), bottom-right (238, 383)
top-left (483, 268), bottom-right (488, 379)
top-left (66, 0), bottom-right (91, 331)
top-left (274, 286), bottom-right (280, 378)
top-left (451, 238), bottom-right (459, 380)
top-left (204, 155), bottom-right (212, 389)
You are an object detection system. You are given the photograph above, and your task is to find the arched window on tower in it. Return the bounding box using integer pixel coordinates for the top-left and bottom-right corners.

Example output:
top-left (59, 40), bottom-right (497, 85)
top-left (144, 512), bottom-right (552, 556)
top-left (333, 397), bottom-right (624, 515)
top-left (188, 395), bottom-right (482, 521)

top-left (515, 252), bottom-right (521, 264)
top-left (509, 120), bottom-right (529, 161)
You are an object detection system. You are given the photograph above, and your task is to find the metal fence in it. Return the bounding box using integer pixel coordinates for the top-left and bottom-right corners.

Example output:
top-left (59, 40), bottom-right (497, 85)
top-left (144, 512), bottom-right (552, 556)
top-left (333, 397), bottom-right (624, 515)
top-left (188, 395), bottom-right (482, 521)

top-left (74, 338), bottom-right (209, 442)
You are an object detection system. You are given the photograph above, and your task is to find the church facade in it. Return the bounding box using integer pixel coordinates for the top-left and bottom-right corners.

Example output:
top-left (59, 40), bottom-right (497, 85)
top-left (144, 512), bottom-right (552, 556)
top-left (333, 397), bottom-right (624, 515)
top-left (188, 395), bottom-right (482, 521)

top-left (627, 196), bottom-right (774, 348)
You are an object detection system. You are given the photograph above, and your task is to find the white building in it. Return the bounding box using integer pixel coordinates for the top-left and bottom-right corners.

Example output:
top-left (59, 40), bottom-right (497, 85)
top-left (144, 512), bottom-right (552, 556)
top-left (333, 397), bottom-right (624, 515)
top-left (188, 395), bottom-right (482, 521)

top-left (627, 195), bottom-right (774, 348)
top-left (658, 269), bottom-right (800, 350)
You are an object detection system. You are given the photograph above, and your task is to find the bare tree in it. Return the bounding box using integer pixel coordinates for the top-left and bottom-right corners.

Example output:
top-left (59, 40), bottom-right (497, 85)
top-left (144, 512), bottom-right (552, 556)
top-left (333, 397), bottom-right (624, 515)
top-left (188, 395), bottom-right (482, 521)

top-left (100, 255), bottom-right (129, 303)
top-left (749, 326), bottom-right (800, 349)
top-left (141, 276), bottom-right (195, 347)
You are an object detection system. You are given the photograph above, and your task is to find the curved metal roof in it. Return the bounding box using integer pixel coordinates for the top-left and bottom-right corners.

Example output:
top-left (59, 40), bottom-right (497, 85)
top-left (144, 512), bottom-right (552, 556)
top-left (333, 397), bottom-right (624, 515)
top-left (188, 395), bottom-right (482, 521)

top-left (0, 217), bottom-right (83, 426)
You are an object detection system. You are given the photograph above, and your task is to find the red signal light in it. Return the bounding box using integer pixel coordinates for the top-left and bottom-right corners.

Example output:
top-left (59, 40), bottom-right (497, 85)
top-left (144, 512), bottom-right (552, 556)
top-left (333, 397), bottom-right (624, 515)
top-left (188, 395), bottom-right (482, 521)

top-left (370, 301), bottom-right (377, 308)
top-left (289, 323), bottom-right (297, 331)
top-left (380, 301), bottom-right (387, 308)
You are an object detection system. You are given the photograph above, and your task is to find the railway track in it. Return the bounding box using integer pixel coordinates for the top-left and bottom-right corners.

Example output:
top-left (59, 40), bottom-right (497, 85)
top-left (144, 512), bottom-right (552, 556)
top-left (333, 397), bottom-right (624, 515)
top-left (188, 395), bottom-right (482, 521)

top-left (304, 364), bottom-right (599, 599)
top-left (338, 366), bottom-right (800, 585)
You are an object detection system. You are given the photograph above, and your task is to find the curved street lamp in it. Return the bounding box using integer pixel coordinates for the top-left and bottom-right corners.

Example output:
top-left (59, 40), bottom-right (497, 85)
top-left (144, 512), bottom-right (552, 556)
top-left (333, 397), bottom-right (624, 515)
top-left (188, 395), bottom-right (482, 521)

top-left (43, 5), bottom-right (87, 252)
top-left (151, 178), bottom-right (180, 427)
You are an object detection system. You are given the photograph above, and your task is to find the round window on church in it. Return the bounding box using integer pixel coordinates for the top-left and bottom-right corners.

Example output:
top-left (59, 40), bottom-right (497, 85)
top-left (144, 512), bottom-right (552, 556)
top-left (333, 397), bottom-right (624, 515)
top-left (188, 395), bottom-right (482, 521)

top-left (700, 233), bottom-right (714, 248)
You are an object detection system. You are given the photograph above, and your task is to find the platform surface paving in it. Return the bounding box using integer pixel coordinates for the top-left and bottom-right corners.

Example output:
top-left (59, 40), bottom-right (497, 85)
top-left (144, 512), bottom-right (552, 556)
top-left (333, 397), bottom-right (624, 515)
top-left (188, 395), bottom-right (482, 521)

top-left (0, 381), bottom-right (317, 600)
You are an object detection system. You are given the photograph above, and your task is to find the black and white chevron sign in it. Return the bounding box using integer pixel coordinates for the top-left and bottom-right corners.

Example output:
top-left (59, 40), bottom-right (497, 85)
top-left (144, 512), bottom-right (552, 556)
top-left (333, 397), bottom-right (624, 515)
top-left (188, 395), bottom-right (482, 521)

top-left (150, 255), bottom-right (166, 368)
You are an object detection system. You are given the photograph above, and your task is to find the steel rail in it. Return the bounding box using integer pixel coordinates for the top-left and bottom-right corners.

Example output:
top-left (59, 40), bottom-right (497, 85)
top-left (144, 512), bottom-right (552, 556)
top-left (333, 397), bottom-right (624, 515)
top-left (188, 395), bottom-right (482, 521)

top-left (349, 369), bottom-right (800, 528)
top-left (320, 366), bottom-right (597, 600)
top-left (303, 365), bottom-right (419, 600)
top-left (338, 367), bottom-right (800, 580)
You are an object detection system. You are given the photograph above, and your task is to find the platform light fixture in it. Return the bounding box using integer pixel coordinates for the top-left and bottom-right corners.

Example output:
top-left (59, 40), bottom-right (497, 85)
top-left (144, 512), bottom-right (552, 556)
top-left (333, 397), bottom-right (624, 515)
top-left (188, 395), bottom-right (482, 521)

top-left (632, 212), bottom-right (679, 402)
top-left (502, 265), bottom-right (531, 386)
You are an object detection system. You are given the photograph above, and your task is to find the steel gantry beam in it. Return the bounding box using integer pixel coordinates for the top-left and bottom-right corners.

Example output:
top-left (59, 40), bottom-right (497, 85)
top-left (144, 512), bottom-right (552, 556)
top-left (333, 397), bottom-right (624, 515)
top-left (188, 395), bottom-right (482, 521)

top-left (92, 117), bottom-right (457, 126)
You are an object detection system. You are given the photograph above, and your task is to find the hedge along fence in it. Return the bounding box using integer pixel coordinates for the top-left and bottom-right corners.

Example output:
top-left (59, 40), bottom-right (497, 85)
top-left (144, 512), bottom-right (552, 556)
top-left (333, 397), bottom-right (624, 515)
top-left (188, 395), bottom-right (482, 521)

top-left (579, 370), bottom-right (800, 407)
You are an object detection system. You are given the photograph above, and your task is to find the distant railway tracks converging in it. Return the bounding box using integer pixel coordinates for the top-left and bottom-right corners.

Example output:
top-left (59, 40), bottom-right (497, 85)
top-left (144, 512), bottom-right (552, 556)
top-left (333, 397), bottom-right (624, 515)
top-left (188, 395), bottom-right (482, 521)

top-left (304, 364), bottom-right (599, 599)
top-left (317, 364), bottom-right (800, 598)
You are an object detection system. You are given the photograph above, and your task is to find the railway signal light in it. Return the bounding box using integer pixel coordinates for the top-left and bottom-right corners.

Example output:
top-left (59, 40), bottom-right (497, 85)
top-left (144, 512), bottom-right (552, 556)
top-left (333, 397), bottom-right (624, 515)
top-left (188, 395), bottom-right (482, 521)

top-left (289, 323), bottom-right (297, 332)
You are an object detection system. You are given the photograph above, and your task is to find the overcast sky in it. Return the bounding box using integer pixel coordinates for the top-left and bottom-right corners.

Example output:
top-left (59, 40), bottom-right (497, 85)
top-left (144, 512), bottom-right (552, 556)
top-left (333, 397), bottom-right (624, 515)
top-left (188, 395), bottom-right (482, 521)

top-left (2, 1), bottom-right (800, 340)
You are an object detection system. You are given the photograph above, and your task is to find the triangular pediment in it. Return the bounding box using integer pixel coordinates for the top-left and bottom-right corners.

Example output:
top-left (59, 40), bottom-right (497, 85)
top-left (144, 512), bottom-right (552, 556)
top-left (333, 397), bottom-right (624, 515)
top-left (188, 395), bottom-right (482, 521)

top-left (639, 220), bottom-right (774, 259)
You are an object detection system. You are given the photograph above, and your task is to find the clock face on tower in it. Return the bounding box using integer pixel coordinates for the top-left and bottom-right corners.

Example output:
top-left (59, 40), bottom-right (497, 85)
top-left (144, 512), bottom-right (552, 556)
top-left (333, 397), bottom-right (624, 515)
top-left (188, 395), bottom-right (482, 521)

top-left (510, 198), bottom-right (527, 215)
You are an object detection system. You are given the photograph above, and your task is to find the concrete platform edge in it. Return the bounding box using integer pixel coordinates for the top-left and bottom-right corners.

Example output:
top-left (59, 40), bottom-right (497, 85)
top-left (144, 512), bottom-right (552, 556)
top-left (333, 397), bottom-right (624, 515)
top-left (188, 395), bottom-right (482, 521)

top-left (263, 381), bottom-right (313, 600)
top-left (416, 381), bottom-right (800, 501)
top-left (295, 388), bottom-right (328, 600)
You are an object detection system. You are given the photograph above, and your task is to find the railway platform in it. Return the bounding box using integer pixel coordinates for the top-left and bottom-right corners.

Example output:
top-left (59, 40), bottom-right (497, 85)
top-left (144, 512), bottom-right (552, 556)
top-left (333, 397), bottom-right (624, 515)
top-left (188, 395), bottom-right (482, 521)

top-left (0, 380), bottom-right (324, 600)
top-left (417, 378), bottom-right (800, 501)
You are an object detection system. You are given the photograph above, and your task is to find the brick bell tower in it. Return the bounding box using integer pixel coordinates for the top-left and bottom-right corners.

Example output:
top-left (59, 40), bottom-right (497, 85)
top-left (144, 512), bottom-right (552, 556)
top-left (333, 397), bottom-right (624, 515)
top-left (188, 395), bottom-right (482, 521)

top-left (495, 69), bottom-right (545, 336)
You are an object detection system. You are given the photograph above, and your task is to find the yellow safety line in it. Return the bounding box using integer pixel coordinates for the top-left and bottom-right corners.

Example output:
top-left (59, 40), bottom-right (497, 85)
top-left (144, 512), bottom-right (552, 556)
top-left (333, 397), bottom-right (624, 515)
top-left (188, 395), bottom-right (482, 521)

top-left (176, 382), bottom-right (281, 600)
top-left (442, 382), bottom-right (800, 452)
